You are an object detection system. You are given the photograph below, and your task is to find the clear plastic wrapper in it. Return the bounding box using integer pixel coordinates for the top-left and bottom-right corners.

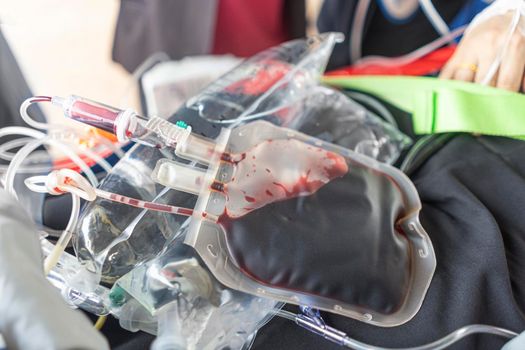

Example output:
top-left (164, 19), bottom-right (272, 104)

top-left (63, 33), bottom-right (413, 348)
top-left (184, 33), bottom-right (344, 126)
top-left (73, 32), bottom-right (409, 285)
top-left (114, 239), bottom-right (278, 350)
top-left (5, 31), bottom-right (522, 350)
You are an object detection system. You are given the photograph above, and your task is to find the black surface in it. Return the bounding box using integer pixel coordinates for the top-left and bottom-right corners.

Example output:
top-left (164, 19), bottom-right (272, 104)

top-left (318, 0), bottom-right (468, 69)
top-left (223, 158), bottom-right (410, 315)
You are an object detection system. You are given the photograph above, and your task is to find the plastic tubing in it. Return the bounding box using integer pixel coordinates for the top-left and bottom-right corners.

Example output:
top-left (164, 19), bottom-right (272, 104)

top-left (25, 171), bottom-right (206, 219)
top-left (418, 0), bottom-right (450, 36)
top-left (4, 136), bottom-right (98, 198)
top-left (151, 303), bottom-right (187, 350)
top-left (480, 7), bottom-right (521, 86)
top-left (70, 143), bottom-right (113, 173)
top-left (350, 0), bottom-right (372, 63)
top-left (274, 310), bottom-right (518, 350)
top-left (0, 137), bottom-right (34, 161)
top-left (0, 132), bottom-right (120, 171)
top-left (0, 126), bottom-right (98, 192)
top-left (95, 188), bottom-right (206, 218)
top-left (19, 95), bottom-right (120, 171)
top-left (43, 193), bottom-right (80, 274)
top-left (340, 325), bottom-right (517, 350)
top-left (354, 26), bottom-right (466, 67)
top-left (19, 96), bottom-right (53, 130)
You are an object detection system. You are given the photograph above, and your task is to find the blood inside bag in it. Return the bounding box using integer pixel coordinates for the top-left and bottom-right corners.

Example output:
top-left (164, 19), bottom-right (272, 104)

top-left (222, 139), bottom-right (349, 218)
top-left (220, 158), bottom-right (410, 315)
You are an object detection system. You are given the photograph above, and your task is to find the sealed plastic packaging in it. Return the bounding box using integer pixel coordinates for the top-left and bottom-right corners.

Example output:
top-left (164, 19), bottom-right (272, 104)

top-left (184, 33), bottom-right (344, 126)
top-left (113, 239), bottom-right (278, 350)
top-left (55, 33), bottom-right (419, 349)
top-left (145, 120), bottom-right (434, 326)
top-left (73, 33), bottom-right (409, 286)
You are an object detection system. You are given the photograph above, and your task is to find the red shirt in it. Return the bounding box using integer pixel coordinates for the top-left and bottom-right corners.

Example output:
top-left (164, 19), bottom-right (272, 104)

top-left (212, 0), bottom-right (289, 57)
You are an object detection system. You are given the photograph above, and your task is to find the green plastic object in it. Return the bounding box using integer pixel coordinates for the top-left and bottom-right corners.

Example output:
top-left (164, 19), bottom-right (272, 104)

top-left (109, 285), bottom-right (127, 307)
top-left (324, 76), bottom-right (525, 139)
top-left (175, 120), bottom-right (189, 129)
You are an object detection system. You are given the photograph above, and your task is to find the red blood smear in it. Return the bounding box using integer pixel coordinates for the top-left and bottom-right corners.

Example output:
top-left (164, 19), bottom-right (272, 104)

top-left (223, 149), bottom-right (349, 220)
top-left (70, 101), bottom-right (120, 133)
top-left (211, 182), bottom-right (225, 192)
top-left (177, 208), bottom-right (194, 216)
top-left (325, 152), bottom-right (350, 177)
top-left (144, 202), bottom-right (171, 211)
top-left (221, 152), bottom-right (246, 164)
top-left (224, 60), bottom-right (290, 95)
top-left (53, 187), bottom-right (65, 194)
top-left (221, 153), bottom-right (233, 162)
top-left (245, 196), bottom-right (256, 203)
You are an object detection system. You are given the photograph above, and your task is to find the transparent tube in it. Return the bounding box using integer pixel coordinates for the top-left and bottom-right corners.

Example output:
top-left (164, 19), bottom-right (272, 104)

top-left (151, 304), bottom-right (187, 350)
top-left (43, 194), bottom-right (80, 275)
top-left (4, 136), bottom-right (98, 197)
top-left (480, 7), bottom-right (521, 86)
top-left (341, 325), bottom-right (517, 350)
top-left (418, 0), bottom-right (450, 36)
top-left (274, 310), bottom-right (518, 350)
top-left (54, 95), bottom-right (123, 134)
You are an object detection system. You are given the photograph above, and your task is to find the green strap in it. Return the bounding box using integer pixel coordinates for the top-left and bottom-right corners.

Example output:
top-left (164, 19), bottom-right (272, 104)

top-left (323, 76), bottom-right (525, 139)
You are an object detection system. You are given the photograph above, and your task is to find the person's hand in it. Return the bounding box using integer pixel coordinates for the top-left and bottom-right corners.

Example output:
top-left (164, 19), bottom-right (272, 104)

top-left (440, 11), bottom-right (525, 91)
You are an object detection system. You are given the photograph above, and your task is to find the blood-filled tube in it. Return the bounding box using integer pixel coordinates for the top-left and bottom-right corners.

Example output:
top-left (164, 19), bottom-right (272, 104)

top-left (52, 95), bottom-right (156, 145)
top-left (54, 95), bottom-right (123, 133)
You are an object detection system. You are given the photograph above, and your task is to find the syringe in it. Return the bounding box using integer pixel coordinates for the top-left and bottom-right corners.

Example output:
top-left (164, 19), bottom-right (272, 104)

top-left (51, 95), bottom-right (166, 146)
top-left (32, 95), bottom-right (218, 165)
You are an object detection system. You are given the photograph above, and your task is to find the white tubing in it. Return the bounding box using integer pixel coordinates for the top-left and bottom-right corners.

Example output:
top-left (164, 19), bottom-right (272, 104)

top-left (43, 193), bottom-right (80, 275)
top-left (354, 26), bottom-right (466, 67)
top-left (350, 0), bottom-right (372, 63)
top-left (341, 324), bottom-right (517, 350)
top-left (20, 97), bottom-right (52, 130)
top-left (480, 7), bottom-right (521, 85)
top-left (275, 311), bottom-right (518, 350)
top-left (0, 138), bottom-right (34, 161)
top-left (16, 96), bottom-right (123, 174)
top-left (4, 136), bottom-right (98, 198)
top-left (71, 144), bottom-right (113, 173)
top-left (418, 0), bottom-right (451, 36)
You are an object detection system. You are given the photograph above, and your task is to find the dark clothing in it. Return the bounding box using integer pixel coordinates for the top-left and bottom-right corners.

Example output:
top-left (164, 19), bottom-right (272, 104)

top-left (318, 0), bottom-right (469, 69)
top-left (363, 1), bottom-right (466, 57)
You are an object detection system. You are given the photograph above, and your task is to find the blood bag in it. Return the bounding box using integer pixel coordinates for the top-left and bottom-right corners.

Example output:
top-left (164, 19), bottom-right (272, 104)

top-left (151, 120), bottom-right (435, 327)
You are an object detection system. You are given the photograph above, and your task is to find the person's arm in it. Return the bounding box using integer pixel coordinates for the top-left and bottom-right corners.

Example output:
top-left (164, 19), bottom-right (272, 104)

top-left (0, 189), bottom-right (109, 350)
top-left (440, 0), bottom-right (525, 91)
